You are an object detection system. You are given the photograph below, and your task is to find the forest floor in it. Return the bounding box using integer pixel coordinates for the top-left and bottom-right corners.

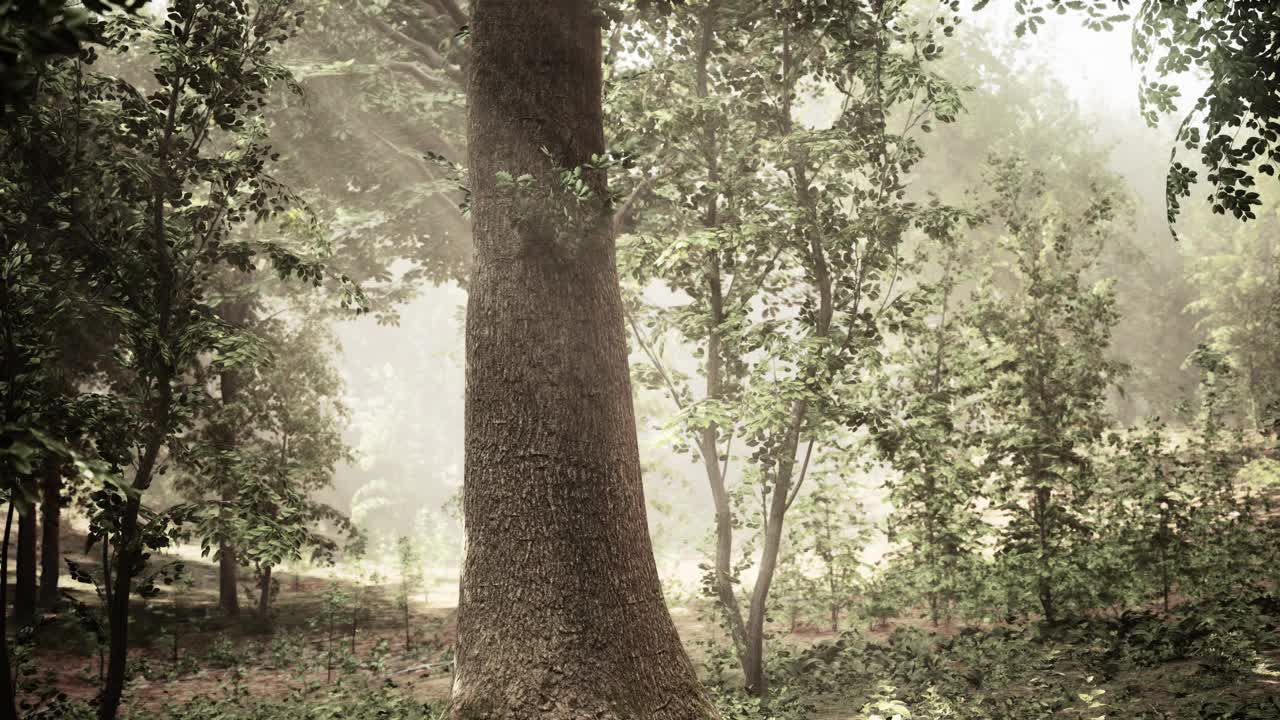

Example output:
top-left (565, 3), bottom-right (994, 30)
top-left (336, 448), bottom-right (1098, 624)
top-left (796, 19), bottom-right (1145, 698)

top-left (16, 524), bottom-right (1280, 719)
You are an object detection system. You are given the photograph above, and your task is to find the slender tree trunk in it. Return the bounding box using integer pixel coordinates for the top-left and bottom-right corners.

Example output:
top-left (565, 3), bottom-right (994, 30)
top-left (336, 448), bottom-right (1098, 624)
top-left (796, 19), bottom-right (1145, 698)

top-left (99, 412), bottom-right (169, 720)
top-left (0, 502), bottom-right (18, 720)
top-left (741, 416), bottom-right (801, 697)
top-left (691, 0), bottom-right (750, 673)
top-left (218, 543), bottom-right (239, 617)
top-left (216, 299), bottom-right (251, 618)
top-left (403, 598), bottom-right (411, 653)
top-left (1034, 485), bottom-right (1055, 624)
top-left (452, 3), bottom-right (715, 717)
top-left (737, 30), bottom-right (835, 694)
top-left (258, 565), bottom-right (272, 617)
top-left (13, 477), bottom-right (37, 626)
top-left (99, 462), bottom-right (152, 719)
top-left (38, 463), bottom-right (61, 609)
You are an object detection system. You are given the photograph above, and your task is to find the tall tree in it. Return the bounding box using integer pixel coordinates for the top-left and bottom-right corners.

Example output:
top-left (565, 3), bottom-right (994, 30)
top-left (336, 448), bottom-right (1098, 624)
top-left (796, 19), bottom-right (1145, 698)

top-left (611, 0), bottom-right (965, 693)
top-left (453, 2), bottom-right (714, 717)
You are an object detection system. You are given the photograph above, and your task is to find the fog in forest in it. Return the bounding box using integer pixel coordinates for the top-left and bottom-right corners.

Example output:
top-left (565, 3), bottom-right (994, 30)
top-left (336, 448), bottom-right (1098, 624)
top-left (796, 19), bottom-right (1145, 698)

top-left (2, 2), bottom-right (1277, 719)
top-left (322, 4), bottom-right (1206, 585)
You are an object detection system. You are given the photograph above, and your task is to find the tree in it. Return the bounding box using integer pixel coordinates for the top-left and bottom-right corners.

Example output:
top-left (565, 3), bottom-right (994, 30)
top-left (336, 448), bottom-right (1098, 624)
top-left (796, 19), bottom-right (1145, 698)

top-left (1098, 421), bottom-right (1192, 612)
top-left (611, 0), bottom-right (964, 693)
top-left (14, 3), bottom-right (330, 716)
top-left (0, 33), bottom-right (120, 715)
top-left (1181, 204), bottom-right (1280, 432)
top-left (788, 471), bottom-right (871, 633)
top-left (868, 232), bottom-right (986, 627)
top-left (38, 459), bottom-right (62, 608)
top-left (452, 1), bottom-right (714, 717)
top-left (182, 316), bottom-right (353, 620)
top-left (395, 535), bottom-right (424, 652)
top-left (967, 155), bottom-right (1126, 624)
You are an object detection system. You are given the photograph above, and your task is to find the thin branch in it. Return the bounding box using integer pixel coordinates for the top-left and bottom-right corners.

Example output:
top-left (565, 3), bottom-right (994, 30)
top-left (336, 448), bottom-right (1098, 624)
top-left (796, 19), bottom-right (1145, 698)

top-left (612, 173), bottom-right (660, 237)
top-left (426, 0), bottom-right (467, 29)
top-left (387, 60), bottom-right (450, 90)
top-left (624, 307), bottom-right (685, 412)
top-left (369, 16), bottom-right (463, 84)
top-left (784, 438), bottom-right (816, 512)
top-left (720, 430), bottom-right (734, 487)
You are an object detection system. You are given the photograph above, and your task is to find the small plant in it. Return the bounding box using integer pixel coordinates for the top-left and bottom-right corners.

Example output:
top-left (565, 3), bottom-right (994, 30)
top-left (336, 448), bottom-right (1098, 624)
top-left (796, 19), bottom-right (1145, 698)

top-left (204, 634), bottom-right (240, 670)
top-left (319, 582), bottom-right (351, 684)
top-left (269, 629), bottom-right (307, 670)
top-left (395, 536), bottom-right (425, 654)
top-left (1193, 629), bottom-right (1257, 681)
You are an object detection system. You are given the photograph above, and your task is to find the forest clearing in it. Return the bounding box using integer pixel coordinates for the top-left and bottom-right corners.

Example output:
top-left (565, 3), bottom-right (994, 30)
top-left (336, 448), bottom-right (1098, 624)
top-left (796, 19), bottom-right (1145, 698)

top-left (2, 0), bottom-right (1280, 719)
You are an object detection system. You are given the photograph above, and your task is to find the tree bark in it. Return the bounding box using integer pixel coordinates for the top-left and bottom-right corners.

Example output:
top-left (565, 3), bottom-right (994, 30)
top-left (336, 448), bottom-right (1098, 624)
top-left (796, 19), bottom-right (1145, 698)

top-left (13, 476), bottom-right (37, 626)
top-left (0, 503), bottom-right (18, 720)
top-left (216, 300), bottom-right (251, 618)
top-left (258, 565), bottom-right (272, 617)
top-left (100, 416), bottom-right (169, 719)
top-left (38, 462), bottom-right (61, 609)
top-left (218, 542), bottom-right (239, 617)
top-left (452, 2), bottom-right (715, 718)
top-left (1034, 485), bottom-right (1055, 624)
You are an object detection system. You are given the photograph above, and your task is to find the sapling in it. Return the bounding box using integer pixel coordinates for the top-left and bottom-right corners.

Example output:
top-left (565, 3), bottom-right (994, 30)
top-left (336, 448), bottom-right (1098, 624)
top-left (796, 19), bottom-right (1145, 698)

top-left (320, 582), bottom-right (350, 684)
top-left (395, 536), bottom-right (425, 654)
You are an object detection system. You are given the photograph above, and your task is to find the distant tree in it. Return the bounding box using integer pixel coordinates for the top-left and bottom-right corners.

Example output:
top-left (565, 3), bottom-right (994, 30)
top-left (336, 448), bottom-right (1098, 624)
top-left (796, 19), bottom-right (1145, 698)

top-left (394, 535), bottom-right (423, 653)
top-left (1098, 421), bottom-right (1191, 612)
top-left (182, 318), bottom-right (354, 620)
top-left (789, 472), bottom-right (871, 633)
top-left (1182, 206), bottom-right (1280, 433)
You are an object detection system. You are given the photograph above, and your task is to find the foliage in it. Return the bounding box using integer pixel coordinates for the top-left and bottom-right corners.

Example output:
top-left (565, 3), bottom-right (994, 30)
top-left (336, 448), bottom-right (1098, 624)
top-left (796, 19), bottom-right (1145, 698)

top-left (611, 0), bottom-right (968, 690)
top-left (394, 535), bottom-right (425, 653)
top-left (997, 0), bottom-right (1280, 229)
top-left (866, 225), bottom-right (985, 626)
top-left (965, 154), bottom-right (1127, 623)
top-left (179, 317), bottom-right (354, 614)
top-left (774, 589), bottom-right (1279, 720)
top-left (772, 472), bottom-right (872, 633)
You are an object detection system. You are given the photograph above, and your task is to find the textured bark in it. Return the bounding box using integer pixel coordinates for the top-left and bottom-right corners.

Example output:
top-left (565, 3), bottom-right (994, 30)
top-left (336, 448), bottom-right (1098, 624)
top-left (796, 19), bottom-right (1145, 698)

top-left (452, 2), bottom-right (715, 718)
top-left (39, 463), bottom-right (61, 609)
top-left (13, 476), bottom-right (37, 626)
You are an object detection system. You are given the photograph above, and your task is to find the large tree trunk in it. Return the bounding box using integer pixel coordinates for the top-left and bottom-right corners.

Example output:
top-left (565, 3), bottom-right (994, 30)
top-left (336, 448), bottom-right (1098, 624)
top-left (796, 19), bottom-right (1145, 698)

top-left (13, 476), bottom-right (37, 626)
top-left (452, 3), bottom-right (715, 718)
top-left (39, 462), bottom-right (61, 609)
